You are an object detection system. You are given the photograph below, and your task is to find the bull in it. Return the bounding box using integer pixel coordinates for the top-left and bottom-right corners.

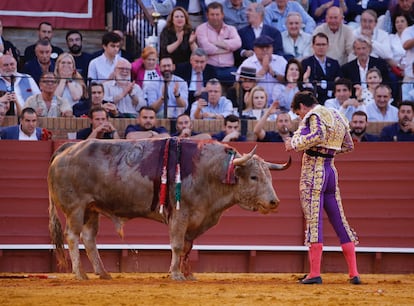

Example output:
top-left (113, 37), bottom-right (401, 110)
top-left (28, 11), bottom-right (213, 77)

top-left (48, 138), bottom-right (290, 280)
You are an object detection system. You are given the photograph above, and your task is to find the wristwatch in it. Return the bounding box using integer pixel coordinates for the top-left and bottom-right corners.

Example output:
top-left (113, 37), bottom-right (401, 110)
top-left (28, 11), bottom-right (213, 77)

top-left (174, 93), bottom-right (180, 98)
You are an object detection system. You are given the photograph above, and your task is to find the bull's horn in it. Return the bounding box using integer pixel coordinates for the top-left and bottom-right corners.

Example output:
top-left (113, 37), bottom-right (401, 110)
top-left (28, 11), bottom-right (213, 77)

top-left (266, 156), bottom-right (292, 170)
top-left (233, 145), bottom-right (257, 166)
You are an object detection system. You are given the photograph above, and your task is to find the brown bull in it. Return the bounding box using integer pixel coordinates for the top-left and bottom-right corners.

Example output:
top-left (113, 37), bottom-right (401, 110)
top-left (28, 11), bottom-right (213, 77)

top-left (48, 138), bottom-right (290, 280)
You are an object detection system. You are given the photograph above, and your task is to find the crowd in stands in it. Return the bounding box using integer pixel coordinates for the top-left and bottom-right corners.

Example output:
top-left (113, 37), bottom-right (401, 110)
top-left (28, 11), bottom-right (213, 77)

top-left (1, 0), bottom-right (414, 142)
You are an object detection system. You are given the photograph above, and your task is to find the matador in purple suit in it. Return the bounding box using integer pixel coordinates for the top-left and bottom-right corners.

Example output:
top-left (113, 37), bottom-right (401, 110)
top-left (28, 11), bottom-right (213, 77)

top-left (285, 91), bottom-right (361, 285)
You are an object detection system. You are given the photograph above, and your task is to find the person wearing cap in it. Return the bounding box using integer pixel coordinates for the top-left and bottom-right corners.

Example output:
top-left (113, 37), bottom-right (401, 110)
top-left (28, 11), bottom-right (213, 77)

top-left (195, 2), bottom-right (242, 87)
top-left (236, 35), bottom-right (287, 105)
top-left (236, 2), bottom-right (284, 66)
top-left (227, 66), bottom-right (262, 110)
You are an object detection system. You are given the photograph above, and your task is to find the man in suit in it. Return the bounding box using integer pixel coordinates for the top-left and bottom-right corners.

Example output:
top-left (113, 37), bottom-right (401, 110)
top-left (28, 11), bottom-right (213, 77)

top-left (341, 36), bottom-right (390, 94)
top-left (0, 107), bottom-right (42, 140)
top-left (174, 48), bottom-right (216, 114)
top-left (301, 32), bottom-right (342, 104)
top-left (236, 2), bottom-right (284, 66)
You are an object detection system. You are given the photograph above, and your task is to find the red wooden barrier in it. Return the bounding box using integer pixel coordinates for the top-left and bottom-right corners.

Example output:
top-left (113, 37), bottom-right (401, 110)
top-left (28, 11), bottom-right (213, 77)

top-left (0, 141), bottom-right (413, 274)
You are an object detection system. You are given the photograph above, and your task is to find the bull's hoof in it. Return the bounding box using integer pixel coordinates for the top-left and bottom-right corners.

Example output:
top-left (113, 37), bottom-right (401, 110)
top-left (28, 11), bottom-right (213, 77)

top-left (99, 273), bottom-right (112, 280)
top-left (185, 273), bottom-right (197, 281)
top-left (75, 272), bottom-right (89, 280)
top-left (170, 271), bottom-right (186, 281)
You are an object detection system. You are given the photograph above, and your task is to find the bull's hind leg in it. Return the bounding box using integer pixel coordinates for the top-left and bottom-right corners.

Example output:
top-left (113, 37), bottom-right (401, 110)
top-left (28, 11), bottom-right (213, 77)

top-left (65, 209), bottom-right (88, 280)
top-left (82, 209), bottom-right (111, 279)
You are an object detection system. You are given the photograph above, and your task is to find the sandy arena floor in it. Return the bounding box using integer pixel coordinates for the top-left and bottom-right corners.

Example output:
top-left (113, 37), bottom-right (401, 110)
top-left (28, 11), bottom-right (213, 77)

top-left (1, 273), bottom-right (413, 305)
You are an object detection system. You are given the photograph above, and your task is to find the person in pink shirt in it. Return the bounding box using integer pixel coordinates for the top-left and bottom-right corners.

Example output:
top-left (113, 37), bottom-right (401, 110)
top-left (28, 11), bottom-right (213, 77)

top-left (195, 1), bottom-right (242, 88)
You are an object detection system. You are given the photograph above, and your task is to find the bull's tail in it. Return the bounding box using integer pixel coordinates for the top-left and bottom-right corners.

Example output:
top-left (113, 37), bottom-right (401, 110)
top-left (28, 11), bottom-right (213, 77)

top-left (48, 196), bottom-right (68, 270)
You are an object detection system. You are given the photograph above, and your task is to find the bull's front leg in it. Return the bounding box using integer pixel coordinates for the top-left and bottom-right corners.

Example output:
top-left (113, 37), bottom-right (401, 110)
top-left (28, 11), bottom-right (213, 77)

top-left (168, 218), bottom-right (187, 281)
top-left (180, 239), bottom-right (195, 280)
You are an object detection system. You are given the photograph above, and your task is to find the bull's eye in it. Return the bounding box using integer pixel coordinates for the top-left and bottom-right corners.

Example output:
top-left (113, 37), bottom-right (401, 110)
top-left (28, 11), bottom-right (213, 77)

top-left (250, 175), bottom-right (258, 181)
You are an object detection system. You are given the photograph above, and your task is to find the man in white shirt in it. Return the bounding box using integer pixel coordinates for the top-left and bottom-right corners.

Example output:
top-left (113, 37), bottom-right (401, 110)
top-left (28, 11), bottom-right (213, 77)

top-left (237, 35), bottom-right (287, 105)
top-left (365, 84), bottom-right (398, 122)
top-left (281, 12), bottom-right (312, 60)
top-left (88, 32), bottom-right (123, 83)
top-left (325, 78), bottom-right (366, 121)
top-left (103, 58), bottom-right (145, 118)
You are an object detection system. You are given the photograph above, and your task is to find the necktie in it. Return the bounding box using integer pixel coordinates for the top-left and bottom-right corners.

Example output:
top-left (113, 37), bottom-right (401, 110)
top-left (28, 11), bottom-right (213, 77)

top-left (163, 81), bottom-right (169, 118)
top-left (196, 72), bottom-right (202, 94)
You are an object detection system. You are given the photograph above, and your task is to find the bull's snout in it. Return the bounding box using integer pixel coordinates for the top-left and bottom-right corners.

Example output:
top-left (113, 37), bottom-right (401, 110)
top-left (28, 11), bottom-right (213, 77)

top-left (268, 195), bottom-right (280, 212)
top-left (270, 199), bottom-right (280, 207)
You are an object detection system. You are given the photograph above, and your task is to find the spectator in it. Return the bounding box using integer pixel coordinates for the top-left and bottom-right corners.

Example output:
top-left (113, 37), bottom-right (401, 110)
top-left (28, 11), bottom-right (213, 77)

top-left (310, 0), bottom-right (348, 25)
top-left (272, 58), bottom-right (312, 113)
top-left (131, 46), bottom-right (161, 89)
top-left (254, 105), bottom-right (293, 142)
top-left (171, 113), bottom-right (212, 139)
top-left (301, 32), bottom-right (342, 104)
top-left (73, 82), bottom-right (120, 118)
top-left (365, 84), bottom-right (398, 122)
top-left (350, 110), bottom-right (380, 142)
top-left (54, 52), bottom-right (87, 108)
top-left (0, 107), bottom-right (43, 140)
top-left (145, 57), bottom-right (188, 118)
top-left (174, 0), bottom-right (206, 28)
top-left (190, 78), bottom-right (234, 119)
top-left (222, 0), bottom-right (249, 30)
top-left (23, 22), bottom-right (63, 64)
top-left (264, 0), bottom-right (316, 34)
top-left (237, 3), bottom-right (284, 66)
top-left (159, 7), bottom-right (197, 67)
top-left (237, 35), bottom-right (287, 105)
top-left (227, 66), bottom-right (260, 111)
top-left (379, 101), bottom-right (414, 141)
top-left (195, 2), bottom-right (242, 87)
top-left (281, 12), bottom-right (312, 60)
top-left (0, 19), bottom-right (20, 61)
top-left (124, 106), bottom-right (170, 139)
top-left (0, 54), bottom-right (40, 115)
top-left (88, 32), bottom-right (123, 83)
top-left (325, 78), bottom-right (366, 121)
top-left (24, 72), bottom-right (73, 118)
top-left (360, 67), bottom-right (383, 105)
top-left (353, 10), bottom-right (398, 72)
top-left (211, 114), bottom-right (247, 142)
top-left (401, 23), bottom-right (414, 100)
top-left (91, 30), bottom-right (134, 63)
top-left (389, 13), bottom-right (408, 78)
top-left (123, 0), bottom-right (169, 48)
top-left (66, 30), bottom-right (93, 82)
top-left (242, 85), bottom-right (270, 119)
top-left (103, 58), bottom-right (145, 118)
top-left (76, 106), bottom-right (120, 140)
top-left (380, 0), bottom-right (414, 33)
top-left (313, 7), bottom-right (355, 66)
top-left (23, 39), bottom-right (56, 85)
top-left (175, 48), bottom-right (216, 113)
top-left (341, 36), bottom-right (390, 92)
